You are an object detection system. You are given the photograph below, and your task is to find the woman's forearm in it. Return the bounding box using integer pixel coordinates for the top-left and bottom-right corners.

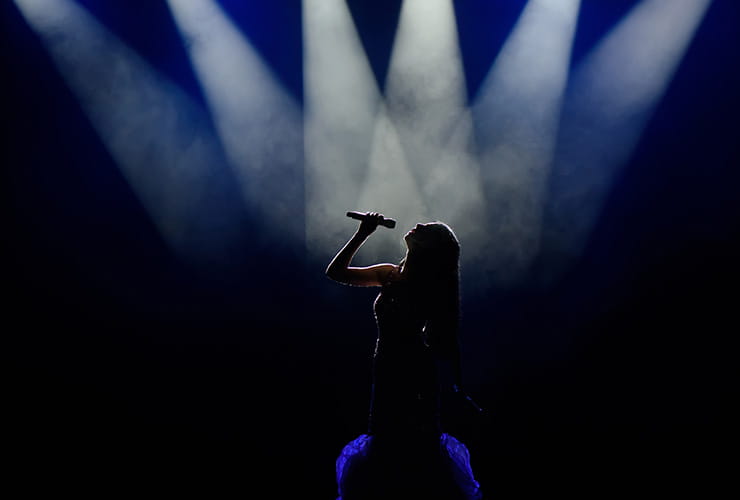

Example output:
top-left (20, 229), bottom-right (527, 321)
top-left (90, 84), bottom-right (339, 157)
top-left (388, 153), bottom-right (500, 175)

top-left (325, 230), bottom-right (369, 281)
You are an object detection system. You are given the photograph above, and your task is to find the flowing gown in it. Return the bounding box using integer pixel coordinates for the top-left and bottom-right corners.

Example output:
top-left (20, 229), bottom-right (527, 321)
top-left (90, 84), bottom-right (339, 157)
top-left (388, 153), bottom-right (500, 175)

top-left (336, 272), bottom-right (482, 500)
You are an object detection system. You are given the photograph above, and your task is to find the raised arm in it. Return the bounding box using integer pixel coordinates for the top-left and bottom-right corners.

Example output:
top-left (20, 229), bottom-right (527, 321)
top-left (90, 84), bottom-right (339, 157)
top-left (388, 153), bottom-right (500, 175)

top-left (326, 212), bottom-right (396, 287)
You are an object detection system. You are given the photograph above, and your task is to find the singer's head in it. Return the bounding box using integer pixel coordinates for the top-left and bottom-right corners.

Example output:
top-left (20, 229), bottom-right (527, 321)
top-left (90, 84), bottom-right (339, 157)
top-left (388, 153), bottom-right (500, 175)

top-left (401, 221), bottom-right (460, 285)
top-left (404, 222), bottom-right (459, 261)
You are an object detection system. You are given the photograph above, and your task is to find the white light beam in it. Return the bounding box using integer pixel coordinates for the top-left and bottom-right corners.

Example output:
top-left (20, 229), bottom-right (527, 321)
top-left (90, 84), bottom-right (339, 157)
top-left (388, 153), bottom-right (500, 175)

top-left (303, 0), bottom-right (389, 262)
top-left (473, 0), bottom-right (581, 284)
top-left (168, 0), bottom-right (304, 243)
top-left (15, 0), bottom-right (241, 263)
top-left (542, 0), bottom-right (713, 278)
top-left (382, 0), bottom-right (486, 268)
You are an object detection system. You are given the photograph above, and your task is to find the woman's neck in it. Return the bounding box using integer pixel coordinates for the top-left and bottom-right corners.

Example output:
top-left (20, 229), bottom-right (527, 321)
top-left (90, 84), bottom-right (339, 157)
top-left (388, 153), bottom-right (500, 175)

top-left (399, 252), bottom-right (415, 280)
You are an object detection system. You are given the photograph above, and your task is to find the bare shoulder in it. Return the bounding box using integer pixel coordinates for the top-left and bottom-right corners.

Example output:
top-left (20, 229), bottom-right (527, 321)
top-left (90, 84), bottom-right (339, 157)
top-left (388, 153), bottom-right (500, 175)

top-left (329, 263), bottom-right (399, 287)
top-left (364, 263), bottom-right (399, 286)
top-left (381, 264), bottom-right (403, 284)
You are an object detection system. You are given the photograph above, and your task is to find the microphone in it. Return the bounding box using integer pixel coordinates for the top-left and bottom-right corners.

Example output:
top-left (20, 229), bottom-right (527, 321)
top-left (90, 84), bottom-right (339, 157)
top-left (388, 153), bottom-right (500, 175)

top-left (346, 211), bottom-right (396, 229)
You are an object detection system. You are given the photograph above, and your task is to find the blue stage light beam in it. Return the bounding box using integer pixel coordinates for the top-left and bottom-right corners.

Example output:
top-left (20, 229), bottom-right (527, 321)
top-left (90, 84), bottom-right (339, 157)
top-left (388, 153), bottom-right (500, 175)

top-left (542, 0), bottom-right (713, 281)
top-left (168, 0), bottom-right (304, 245)
top-left (381, 0), bottom-right (486, 270)
top-left (15, 0), bottom-right (242, 264)
top-left (472, 0), bottom-right (581, 285)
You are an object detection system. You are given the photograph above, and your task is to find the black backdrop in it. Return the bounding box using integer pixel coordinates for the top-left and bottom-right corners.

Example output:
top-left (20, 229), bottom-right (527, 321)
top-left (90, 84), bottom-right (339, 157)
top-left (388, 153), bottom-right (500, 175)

top-left (4, 1), bottom-right (738, 497)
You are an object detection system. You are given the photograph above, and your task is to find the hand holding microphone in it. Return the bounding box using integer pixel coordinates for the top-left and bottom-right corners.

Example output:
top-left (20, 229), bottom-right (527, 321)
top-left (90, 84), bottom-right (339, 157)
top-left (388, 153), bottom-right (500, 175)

top-left (347, 211), bottom-right (396, 236)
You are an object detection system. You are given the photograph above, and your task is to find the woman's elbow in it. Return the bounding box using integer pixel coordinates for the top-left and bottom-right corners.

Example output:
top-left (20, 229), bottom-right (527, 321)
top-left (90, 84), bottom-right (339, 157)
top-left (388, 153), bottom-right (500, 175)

top-left (325, 265), bottom-right (343, 282)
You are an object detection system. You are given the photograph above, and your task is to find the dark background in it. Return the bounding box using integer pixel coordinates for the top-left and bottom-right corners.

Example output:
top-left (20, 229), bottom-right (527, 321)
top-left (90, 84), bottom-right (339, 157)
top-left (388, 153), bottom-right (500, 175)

top-left (4, 1), bottom-right (738, 497)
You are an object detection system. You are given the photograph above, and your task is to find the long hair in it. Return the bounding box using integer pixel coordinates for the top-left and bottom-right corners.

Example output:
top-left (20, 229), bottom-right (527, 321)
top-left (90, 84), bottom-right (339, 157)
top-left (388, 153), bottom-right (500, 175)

top-left (400, 222), bottom-right (460, 358)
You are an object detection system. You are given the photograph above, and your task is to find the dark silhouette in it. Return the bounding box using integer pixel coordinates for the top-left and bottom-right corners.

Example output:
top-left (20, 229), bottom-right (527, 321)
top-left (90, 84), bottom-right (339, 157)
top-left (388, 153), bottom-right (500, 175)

top-left (327, 212), bottom-right (482, 500)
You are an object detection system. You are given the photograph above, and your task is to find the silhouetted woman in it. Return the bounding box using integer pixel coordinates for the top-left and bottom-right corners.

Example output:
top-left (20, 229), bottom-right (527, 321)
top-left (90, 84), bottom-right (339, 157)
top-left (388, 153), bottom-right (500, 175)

top-left (327, 212), bottom-right (482, 500)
